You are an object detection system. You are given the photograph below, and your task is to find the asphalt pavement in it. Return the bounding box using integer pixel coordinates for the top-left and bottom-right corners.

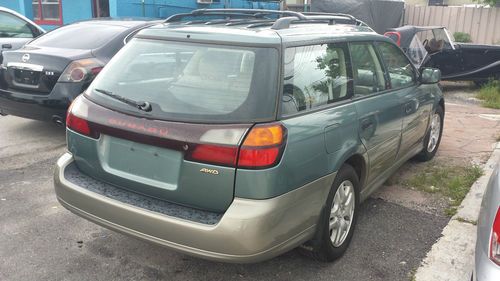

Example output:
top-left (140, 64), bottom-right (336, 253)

top-left (0, 116), bottom-right (449, 281)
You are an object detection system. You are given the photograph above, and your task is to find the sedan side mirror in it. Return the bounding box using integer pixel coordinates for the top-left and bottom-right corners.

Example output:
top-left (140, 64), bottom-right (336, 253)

top-left (420, 68), bottom-right (441, 84)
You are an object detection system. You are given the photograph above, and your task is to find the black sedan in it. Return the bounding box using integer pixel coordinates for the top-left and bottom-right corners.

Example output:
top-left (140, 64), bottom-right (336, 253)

top-left (384, 26), bottom-right (500, 85)
top-left (0, 19), bottom-right (159, 123)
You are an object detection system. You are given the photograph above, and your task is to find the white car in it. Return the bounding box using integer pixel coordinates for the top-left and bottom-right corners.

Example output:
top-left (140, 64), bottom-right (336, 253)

top-left (0, 6), bottom-right (45, 60)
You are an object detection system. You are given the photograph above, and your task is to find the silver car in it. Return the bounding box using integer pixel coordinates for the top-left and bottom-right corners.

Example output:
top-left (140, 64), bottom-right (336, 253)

top-left (474, 163), bottom-right (500, 280)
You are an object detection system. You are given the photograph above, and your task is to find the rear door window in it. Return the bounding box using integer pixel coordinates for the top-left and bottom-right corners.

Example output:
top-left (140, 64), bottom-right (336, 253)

top-left (376, 42), bottom-right (416, 89)
top-left (349, 43), bottom-right (387, 97)
top-left (282, 43), bottom-right (352, 116)
top-left (87, 39), bottom-right (279, 123)
top-left (0, 11), bottom-right (34, 38)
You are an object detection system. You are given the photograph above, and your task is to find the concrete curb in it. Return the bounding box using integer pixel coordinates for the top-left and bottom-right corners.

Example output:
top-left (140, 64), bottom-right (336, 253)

top-left (414, 142), bottom-right (500, 281)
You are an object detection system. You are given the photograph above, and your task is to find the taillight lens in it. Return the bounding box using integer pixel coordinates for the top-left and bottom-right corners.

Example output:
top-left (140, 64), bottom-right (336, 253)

top-left (490, 207), bottom-right (500, 265)
top-left (66, 96), bottom-right (98, 138)
top-left (238, 123), bottom-right (286, 169)
top-left (59, 58), bottom-right (104, 83)
top-left (186, 123), bottom-right (287, 169)
top-left (384, 31), bottom-right (401, 46)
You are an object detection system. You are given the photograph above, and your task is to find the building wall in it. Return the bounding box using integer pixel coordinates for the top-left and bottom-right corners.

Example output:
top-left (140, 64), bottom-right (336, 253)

top-left (108, 0), bottom-right (279, 18)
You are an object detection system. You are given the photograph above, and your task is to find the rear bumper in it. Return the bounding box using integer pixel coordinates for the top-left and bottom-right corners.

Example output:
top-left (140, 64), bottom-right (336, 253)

top-left (54, 153), bottom-right (335, 263)
top-left (0, 82), bottom-right (84, 121)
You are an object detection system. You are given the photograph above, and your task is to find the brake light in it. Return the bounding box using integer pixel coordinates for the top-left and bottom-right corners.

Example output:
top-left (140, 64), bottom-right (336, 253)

top-left (59, 58), bottom-right (104, 83)
top-left (66, 96), bottom-right (98, 138)
top-left (189, 144), bottom-right (238, 166)
top-left (490, 207), bottom-right (500, 265)
top-left (238, 123), bottom-right (286, 169)
top-left (384, 31), bottom-right (401, 46)
top-left (186, 123), bottom-right (287, 169)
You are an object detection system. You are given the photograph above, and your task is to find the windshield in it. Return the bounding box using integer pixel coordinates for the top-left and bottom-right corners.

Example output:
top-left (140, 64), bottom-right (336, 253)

top-left (86, 38), bottom-right (279, 123)
top-left (29, 23), bottom-right (126, 49)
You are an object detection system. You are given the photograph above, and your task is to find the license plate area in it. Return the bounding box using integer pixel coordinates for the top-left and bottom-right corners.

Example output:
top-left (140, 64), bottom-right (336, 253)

top-left (13, 69), bottom-right (41, 86)
top-left (98, 135), bottom-right (182, 191)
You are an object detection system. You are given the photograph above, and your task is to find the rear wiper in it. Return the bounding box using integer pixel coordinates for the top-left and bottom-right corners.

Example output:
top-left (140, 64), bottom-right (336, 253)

top-left (94, 88), bottom-right (152, 112)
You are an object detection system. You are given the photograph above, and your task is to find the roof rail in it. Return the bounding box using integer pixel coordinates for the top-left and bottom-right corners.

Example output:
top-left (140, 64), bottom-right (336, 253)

top-left (165, 9), bottom-right (307, 23)
top-left (164, 8), bottom-right (367, 30)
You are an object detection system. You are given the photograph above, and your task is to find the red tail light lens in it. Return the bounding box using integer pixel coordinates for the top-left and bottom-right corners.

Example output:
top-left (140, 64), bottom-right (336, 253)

top-left (384, 31), bottom-right (401, 46)
top-left (238, 123), bottom-right (286, 169)
top-left (188, 144), bottom-right (238, 166)
top-left (490, 207), bottom-right (500, 265)
top-left (66, 96), bottom-right (98, 139)
top-left (185, 123), bottom-right (287, 169)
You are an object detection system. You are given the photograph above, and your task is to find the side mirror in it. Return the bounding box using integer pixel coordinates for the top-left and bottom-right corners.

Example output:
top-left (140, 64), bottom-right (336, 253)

top-left (420, 68), bottom-right (441, 84)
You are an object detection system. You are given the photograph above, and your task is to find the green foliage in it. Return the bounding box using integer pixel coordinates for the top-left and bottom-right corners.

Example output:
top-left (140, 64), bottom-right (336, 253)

top-left (403, 163), bottom-right (483, 216)
top-left (453, 32), bottom-right (472, 43)
top-left (477, 80), bottom-right (500, 109)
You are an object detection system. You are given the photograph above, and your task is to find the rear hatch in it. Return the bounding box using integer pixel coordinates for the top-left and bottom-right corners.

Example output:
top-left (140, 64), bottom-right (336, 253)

top-left (67, 38), bottom-right (280, 212)
top-left (2, 47), bottom-right (91, 94)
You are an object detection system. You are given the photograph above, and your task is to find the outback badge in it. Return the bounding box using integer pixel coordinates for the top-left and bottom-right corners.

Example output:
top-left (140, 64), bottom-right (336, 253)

top-left (200, 168), bottom-right (219, 175)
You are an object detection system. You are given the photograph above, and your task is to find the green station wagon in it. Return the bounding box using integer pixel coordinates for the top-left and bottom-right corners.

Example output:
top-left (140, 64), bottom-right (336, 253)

top-left (54, 9), bottom-right (445, 263)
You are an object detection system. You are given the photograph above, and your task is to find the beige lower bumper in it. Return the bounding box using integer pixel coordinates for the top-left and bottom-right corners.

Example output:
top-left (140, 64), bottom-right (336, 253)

top-left (54, 153), bottom-right (335, 263)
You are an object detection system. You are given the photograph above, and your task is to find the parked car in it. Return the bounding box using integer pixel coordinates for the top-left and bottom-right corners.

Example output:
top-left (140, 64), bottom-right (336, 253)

top-left (384, 26), bottom-right (500, 85)
top-left (474, 163), bottom-right (500, 280)
top-left (0, 6), bottom-right (45, 61)
top-left (54, 9), bottom-right (444, 263)
top-left (0, 18), bottom-right (159, 123)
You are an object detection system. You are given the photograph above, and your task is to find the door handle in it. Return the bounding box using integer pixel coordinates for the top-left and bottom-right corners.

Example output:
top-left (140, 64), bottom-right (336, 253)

top-left (2, 44), bottom-right (12, 49)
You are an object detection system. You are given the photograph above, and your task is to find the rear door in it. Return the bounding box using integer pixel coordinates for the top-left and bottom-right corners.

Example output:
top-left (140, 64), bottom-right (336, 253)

top-left (349, 42), bottom-right (403, 185)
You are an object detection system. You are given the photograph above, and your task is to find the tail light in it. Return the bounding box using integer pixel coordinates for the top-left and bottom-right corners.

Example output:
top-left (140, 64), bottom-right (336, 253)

top-left (186, 123), bottom-right (287, 169)
top-left (490, 207), bottom-right (500, 265)
top-left (384, 31), bottom-right (401, 46)
top-left (66, 96), bottom-right (99, 139)
top-left (58, 58), bottom-right (104, 83)
top-left (238, 123), bottom-right (286, 169)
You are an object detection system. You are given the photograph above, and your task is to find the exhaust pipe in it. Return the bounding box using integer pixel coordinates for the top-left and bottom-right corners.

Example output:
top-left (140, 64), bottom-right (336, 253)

top-left (52, 115), bottom-right (64, 127)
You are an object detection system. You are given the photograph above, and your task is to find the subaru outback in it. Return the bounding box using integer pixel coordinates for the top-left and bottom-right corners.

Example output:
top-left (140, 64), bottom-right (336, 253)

top-left (54, 9), bottom-right (444, 263)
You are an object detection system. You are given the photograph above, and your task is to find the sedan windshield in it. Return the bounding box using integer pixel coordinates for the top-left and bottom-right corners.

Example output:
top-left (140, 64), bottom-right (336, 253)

top-left (86, 38), bottom-right (279, 123)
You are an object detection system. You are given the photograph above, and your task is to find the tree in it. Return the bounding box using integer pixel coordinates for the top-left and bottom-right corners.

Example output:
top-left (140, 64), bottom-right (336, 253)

top-left (476, 0), bottom-right (498, 6)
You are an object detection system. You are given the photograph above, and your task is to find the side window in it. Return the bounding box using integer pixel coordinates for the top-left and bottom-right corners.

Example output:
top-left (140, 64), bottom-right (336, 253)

top-left (0, 12), bottom-right (34, 38)
top-left (377, 42), bottom-right (416, 89)
top-left (282, 43), bottom-right (351, 115)
top-left (349, 43), bottom-right (386, 96)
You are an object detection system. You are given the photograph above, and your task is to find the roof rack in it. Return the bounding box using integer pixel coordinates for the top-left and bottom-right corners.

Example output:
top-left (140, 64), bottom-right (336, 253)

top-left (164, 8), bottom-right (367, 30)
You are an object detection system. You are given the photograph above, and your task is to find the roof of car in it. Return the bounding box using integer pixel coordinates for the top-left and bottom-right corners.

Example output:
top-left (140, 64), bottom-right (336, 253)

top-left (75, 18), bottom-right (160, 28)
top-left (137, 21), bottom-right (383, 47)
top-left (132, 9), bottom-right (387, 47)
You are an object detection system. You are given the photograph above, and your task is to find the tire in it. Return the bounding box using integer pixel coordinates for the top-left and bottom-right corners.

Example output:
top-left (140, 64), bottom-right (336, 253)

top-left (415, 105), bottom-right (444, 162)
top-left (303, 164), bottom-right (360, 262)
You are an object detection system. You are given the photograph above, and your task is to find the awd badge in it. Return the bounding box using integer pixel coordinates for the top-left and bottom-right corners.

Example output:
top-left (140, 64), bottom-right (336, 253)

top-left (200, 168), bottom-right (219, 175)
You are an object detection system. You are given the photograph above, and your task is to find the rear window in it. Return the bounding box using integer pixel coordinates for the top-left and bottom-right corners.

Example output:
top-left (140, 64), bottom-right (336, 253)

top-left (28, 23), bottom-right (126, 49)
top-left (86, 39), bottom-right (279, 123)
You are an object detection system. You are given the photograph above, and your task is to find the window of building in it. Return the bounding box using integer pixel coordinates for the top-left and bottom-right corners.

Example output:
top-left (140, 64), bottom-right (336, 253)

top-left (32, 0), bottom-right (62, 25)
top-left (349, 43), bottom-right (386, 96)
top-left (282, 43), bottom-right (352, 116)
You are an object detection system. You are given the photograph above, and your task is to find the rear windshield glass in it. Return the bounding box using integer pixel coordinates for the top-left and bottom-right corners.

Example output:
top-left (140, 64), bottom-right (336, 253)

top-left (86, 39), bottom-right (279, 123)
top-left (28, 23), bottom-right (126, 49)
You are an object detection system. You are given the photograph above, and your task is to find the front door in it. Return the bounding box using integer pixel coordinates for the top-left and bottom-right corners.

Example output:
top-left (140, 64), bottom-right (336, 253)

top-left (376, 41), bottom-right (432, 158)
top-left (349, 42), bottom-right (403, 186)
